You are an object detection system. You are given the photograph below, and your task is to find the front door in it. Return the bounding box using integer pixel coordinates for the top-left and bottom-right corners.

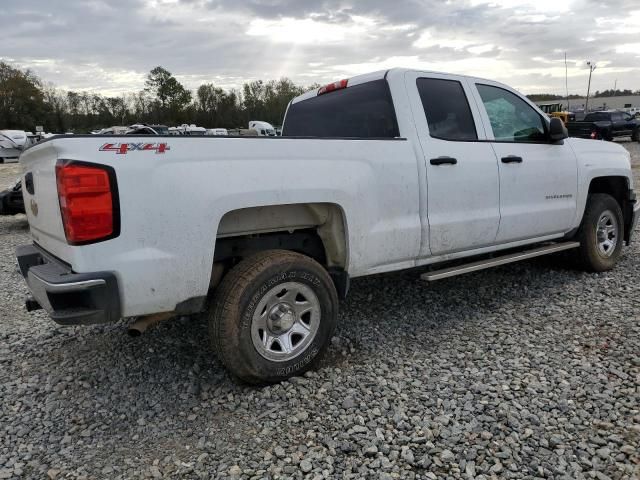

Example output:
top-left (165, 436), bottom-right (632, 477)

top-left (471, 82), bottom-right (578, 243)
top-left (405, 72), bottom-right (500, 256)
top-left (611, 111), bottom-right (636, 136)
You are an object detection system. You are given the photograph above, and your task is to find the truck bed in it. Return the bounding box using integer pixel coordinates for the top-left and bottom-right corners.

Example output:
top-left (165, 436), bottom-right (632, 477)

top-left (566, 121), bottom-right (605, 139)
top-left (19, 134), bottom-right (422, 317)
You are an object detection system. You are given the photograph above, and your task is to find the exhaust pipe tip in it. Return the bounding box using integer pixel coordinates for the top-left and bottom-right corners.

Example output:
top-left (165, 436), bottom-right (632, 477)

top-left (25, 297), bottom-right (42, 312)
top-left (126, 312), bottom-right (173, 337)
top-left (127, 327), bottom-right (143, 337)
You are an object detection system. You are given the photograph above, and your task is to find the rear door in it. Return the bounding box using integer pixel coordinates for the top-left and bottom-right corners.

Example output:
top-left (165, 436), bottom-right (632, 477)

top-left (470, 82), bottom-right (578, 243)
top-left (404, 71), bottom-right (500, 256)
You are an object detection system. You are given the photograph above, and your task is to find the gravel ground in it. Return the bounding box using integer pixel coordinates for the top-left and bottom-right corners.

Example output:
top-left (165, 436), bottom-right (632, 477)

top-left (1, 142), bottom-right (639, 480)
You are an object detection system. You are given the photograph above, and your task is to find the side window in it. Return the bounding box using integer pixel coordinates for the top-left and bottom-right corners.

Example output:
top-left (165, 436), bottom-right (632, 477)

top-left (476, 84), bottom-right (547, 142)
top-left (611, 112), bottom-right (622, 121)
top-left (416, 78), bottom-right (478, 141)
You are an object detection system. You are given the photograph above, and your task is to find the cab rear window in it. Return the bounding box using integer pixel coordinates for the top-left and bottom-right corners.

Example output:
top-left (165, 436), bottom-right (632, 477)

top-left (584, 112), bottom-right (608, 121)
top-left (282, 79), bottom-right (400, 138)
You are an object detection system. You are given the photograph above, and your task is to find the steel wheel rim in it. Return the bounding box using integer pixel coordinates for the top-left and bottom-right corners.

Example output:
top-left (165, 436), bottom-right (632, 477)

top-left (251, 281), bottom-right (321, 362)
top-left (596, 210), bottom-right (618, 257)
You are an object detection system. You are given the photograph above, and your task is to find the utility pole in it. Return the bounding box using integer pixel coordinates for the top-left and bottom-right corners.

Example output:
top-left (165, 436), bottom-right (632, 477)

top-left (614, 79), bottom-right (617, 94)
top-left (565, 52), bottom-right (569, 111)
top-left (585, 61), bottom-right (596, 113)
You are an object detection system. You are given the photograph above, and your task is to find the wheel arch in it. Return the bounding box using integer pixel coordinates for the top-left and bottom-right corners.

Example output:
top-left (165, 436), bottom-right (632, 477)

top-left (210, 202), bottom-right (350, 296)
top-left (587, 176), bottom-right (635, 244)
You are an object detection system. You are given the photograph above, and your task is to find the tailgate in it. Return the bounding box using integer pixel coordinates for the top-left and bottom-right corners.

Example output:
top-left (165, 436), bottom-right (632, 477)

top-left (19, 141), bottom-right (71, 262)
top-left (567, 122), bottom-right (594, 138)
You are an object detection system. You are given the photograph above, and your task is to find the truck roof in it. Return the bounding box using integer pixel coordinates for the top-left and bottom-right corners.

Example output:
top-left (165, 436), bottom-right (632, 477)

top-left (289, 67), bottom-right (506, 105)
top-left (585, 110), bottom-right (625, 116)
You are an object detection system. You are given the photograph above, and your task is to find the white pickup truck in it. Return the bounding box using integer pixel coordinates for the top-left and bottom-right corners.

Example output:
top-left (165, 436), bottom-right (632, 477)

top-left (16, 68), bottom-right (639, 384)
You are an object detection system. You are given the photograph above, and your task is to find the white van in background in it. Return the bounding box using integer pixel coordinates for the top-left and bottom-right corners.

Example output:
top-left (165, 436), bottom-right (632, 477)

top-left (206, 128), bottom-right (228, 136)
top-left (249, 121), bottom-right (276, 136)
top-left (179, 124), bottom-right (207, 136)
top-left (95, 126), bottom-right (128, 135)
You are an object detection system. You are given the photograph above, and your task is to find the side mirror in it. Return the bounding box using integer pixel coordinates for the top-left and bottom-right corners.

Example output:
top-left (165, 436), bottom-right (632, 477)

top-left (549, 117), bottom-right (568, 142)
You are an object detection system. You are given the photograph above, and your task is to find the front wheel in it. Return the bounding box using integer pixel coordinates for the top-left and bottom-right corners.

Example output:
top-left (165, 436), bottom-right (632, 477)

top-left (573, 193), bottom-right (624, 272)
top-left (208, 250), bottom-right (338, 385)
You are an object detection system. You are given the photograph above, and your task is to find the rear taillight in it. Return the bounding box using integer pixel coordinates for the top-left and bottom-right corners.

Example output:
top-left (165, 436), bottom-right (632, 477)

top-left (318, 79), bottom-right (348, 95)
top-left (55, 161), bottom-right (119, 245)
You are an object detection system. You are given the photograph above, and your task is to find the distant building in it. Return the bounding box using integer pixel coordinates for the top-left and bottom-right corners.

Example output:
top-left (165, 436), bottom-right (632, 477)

top-left (536, 95), bottom-right (640, 112)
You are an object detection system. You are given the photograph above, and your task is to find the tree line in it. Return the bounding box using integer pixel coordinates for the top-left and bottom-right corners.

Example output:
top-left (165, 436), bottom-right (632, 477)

top-left (0, 62), bottom-right (314, 133)
top-left (592, 88), bottom-right (639, 98)
top-left (3, 61), bottom-right (639, 133)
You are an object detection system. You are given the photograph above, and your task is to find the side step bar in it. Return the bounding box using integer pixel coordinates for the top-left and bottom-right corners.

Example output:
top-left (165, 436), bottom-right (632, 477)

top-left (421, 242), bottom-right (580, 282)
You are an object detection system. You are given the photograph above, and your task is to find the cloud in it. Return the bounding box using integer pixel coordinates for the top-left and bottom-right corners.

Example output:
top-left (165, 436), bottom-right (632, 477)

top-left (0, 0), bottom-right (638, 96)
top-left (246, 16), bottom-right (371, 44)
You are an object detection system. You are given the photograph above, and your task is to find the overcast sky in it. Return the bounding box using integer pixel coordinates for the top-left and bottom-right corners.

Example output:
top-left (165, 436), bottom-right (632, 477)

top-left (1, 0), bottom-right (639, 97)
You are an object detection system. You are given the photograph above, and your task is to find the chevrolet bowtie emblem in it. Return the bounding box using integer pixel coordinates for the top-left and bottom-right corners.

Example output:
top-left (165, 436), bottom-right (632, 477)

top-left (30, 199), bottom-right (39, 217)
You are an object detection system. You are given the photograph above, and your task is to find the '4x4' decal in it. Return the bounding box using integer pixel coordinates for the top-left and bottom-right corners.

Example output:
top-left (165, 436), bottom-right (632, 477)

top-left (99, 143), bottom-right (170, 154)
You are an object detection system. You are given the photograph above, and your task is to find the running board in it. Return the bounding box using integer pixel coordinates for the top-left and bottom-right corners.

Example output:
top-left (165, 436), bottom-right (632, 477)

top-left (421, 242), bottom-right (580, 282)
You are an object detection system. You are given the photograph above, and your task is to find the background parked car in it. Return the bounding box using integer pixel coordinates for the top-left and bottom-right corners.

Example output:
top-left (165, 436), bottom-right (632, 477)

top-left (0, 130), bottom-right (31, 163)
top-left (0, 178), bottom-right (25, 215)
top-left (206, 128), bottom-right (228, 136)
top-left (567, 110), bottom-right (640, 141)
top-left (94, 126), bottom-right (128, 135)
top-left (125, 124), bottom-right (169, 135)
top-left (249, 120), bottom-right (277, 136)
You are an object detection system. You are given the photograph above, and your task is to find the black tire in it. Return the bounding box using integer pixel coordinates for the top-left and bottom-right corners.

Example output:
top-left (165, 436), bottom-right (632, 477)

top-left (632, 129), bottom-right (639, 142)
top-left (574, 193), bottom-right (624, 272)
top-left (208, 250), bottom-right (338, 385)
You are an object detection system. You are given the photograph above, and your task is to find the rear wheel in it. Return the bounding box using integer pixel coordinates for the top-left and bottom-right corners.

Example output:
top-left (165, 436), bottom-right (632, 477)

top-left (573, 193), bottom-right (624, 272)
top-left (208, 250), bottom-right (338, 384)
top-left (632, 129), bottom-right (639, 142)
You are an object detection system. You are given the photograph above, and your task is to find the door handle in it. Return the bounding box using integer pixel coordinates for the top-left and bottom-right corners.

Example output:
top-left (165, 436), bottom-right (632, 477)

top-left (430, 156), bottom-right (457, 166)
top-left (501, 155), bottom-right (523, 164)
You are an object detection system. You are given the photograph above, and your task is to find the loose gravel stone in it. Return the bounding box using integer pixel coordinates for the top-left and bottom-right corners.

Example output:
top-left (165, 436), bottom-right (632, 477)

top-left (1, 143), bottom-right (640, 479)
top-left (299, 459), bottom-right (312, 473)
top-left (364, 445), bottom-right (378, 457)
top-left (441, 449), bottom-right (456, 463)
